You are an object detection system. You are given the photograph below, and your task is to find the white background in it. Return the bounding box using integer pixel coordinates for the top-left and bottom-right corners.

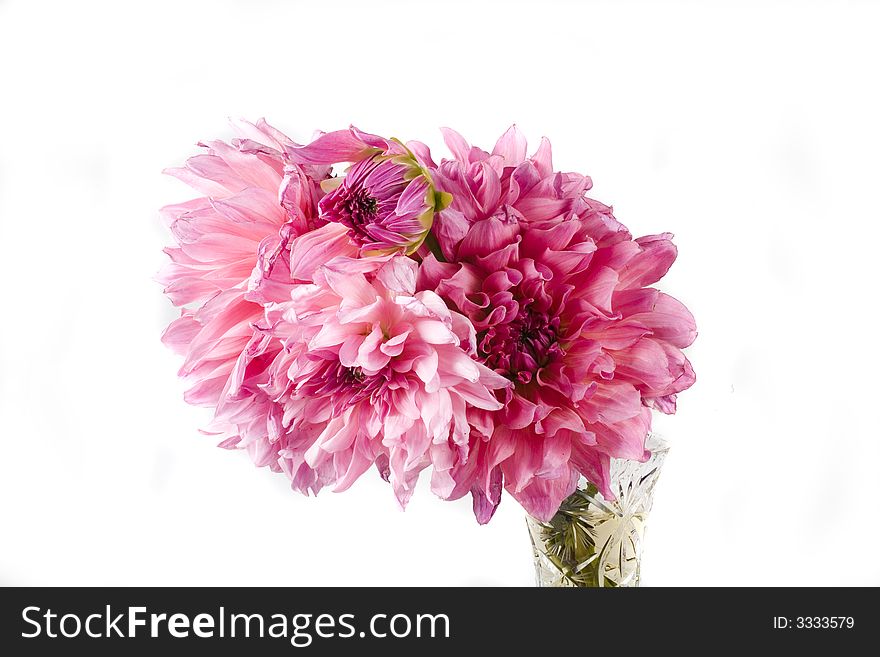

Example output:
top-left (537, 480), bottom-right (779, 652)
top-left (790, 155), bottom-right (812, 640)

top-left (1, 0), bottom-right (878, 586)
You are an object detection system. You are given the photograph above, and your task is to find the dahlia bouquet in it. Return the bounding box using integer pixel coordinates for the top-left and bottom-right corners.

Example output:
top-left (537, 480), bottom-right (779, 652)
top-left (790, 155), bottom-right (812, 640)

top-left (159, 121), bottom-right (695, 584)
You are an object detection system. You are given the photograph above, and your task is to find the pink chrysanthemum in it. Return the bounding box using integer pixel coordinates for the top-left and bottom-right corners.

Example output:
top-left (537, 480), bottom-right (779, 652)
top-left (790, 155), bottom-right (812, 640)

top-left (417, 126), bottom-right (697, 521)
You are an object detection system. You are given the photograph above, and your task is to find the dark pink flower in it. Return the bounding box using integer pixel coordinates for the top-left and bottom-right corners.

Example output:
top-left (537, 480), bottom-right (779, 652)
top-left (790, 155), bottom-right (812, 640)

top-left (289, 128), bottom-right (451, 256)
top-left (418, 126), bottom-right (697, 521)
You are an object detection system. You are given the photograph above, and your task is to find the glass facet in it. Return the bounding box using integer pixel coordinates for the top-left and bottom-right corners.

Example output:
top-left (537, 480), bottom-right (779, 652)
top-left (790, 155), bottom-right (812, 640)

top-left (526, 435), bottom-right (669, 587)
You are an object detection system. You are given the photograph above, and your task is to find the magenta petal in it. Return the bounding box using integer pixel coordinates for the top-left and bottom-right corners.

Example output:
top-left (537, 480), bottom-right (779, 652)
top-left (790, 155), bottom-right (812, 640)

top-left (593, 408), bottom-right (651, 461)
top-left (432, 208), bottom-right (472, 259)
top-left (284, 129), bottom-right (374, 165)
top-left (492, 125), bottom-right (528, 166)
top-left (440, 127), bottom-right (473, 164)
top-left (530, 136), bottom-right (553, 177)
top-left (405, 139), bottom-right (436, 168)
top-left (505, 394), bottom-right (539, 430)
top-left (457, 216), bottom-right (520, 259)
top-left (630, 292), bottom-right (698, 349)
top-left (471, 466), bottom-right (503, 524)
top-left (570, 442), bottom-right (613, 500)
top-left (501, 432), bottom-right (543, 493)
top-left (580, 382), bottom-right (642, 424)
top-left (510, 468), bottom-right (579, 522)
top-left (609, 337), bottom-right (673, 391)
top-left (617, 233), bottom-right (678, 289)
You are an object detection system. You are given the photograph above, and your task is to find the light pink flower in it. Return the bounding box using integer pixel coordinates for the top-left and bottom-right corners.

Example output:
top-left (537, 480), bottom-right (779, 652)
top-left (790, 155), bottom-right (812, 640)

top-left (418, 126), bottom-right (697, 521)
top-left (158, 120), bottom-right (355, 482)
top-left (259, 255), bottom-right (510, 507)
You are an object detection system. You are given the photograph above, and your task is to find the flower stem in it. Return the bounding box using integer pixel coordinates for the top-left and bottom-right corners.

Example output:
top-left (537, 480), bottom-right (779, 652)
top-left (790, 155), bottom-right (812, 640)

top-left (423, 231), bottom-right (446, 262)
top-left (533, 484), bottom-right (618, 587)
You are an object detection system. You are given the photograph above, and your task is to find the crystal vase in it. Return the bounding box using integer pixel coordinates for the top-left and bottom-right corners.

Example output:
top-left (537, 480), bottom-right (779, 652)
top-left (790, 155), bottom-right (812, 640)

top-left (526, 435), bottom-right (669, 587)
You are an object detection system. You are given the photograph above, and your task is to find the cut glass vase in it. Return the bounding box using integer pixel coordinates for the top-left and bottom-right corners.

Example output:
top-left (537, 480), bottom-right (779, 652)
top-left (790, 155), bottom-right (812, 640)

top-left (526, 435), bottom-right (669, 587)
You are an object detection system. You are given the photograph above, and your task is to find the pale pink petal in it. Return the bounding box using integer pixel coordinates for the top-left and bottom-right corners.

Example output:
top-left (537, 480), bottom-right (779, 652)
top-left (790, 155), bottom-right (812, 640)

top-left (289, 222), bottom-right (357, 280)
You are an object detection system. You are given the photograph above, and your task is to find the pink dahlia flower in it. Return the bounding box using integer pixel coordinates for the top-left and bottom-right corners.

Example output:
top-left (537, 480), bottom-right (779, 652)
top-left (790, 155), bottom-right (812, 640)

top-left (259, 255), bottom-right (510, 506)
top-left (158, 119), bottom-right (308, 408)
top-left (158, 120), bottom-right (356, 482)
top-left (417, 126), bottom-right (697, 521)
top-left (286, 127), bottom-right (451, 256)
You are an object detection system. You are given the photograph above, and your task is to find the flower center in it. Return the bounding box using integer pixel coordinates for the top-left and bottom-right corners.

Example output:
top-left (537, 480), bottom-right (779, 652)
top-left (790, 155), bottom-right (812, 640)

top-left (298, 360), bottom-right (388, 414)
top-left (318, 155), bottom-right (411, 249)
top-left (344, 366), bottom-right (367, 384)
top-left (339, 188), bottom-right (379, 231)
top-left (478, 307), bottom-right (564, 384)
